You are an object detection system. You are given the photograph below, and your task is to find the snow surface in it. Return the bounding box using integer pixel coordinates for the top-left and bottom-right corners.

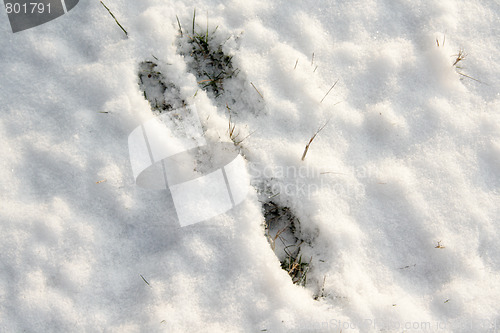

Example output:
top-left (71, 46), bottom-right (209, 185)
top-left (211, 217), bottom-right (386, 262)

top-left (1, 0), bottom-right (500, 332)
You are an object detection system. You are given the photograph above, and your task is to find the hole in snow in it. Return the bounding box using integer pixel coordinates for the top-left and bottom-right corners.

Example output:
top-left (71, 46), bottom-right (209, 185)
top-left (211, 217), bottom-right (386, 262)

top-left (138, 60), bottom-right (185, 114)
top-left (262, 201), bottom-right (310, 286)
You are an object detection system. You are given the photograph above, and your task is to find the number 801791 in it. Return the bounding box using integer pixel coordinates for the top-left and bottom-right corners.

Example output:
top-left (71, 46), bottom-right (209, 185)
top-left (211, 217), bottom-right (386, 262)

top-left (5, 2), bottom-right (51, 14)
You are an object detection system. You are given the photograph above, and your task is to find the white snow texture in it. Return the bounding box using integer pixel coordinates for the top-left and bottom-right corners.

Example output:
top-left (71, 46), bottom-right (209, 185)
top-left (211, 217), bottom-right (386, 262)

top-left (1, 0), bottom-right (500, 332)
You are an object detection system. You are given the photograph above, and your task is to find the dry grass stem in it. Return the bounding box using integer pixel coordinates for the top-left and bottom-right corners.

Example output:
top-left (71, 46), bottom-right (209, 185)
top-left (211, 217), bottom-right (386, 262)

top-left (301, 119), bottom-right (330, 161)
top-left (250, 82), bottom-right (264, 99)
top-left (320, 79), bottom-right (339, 103)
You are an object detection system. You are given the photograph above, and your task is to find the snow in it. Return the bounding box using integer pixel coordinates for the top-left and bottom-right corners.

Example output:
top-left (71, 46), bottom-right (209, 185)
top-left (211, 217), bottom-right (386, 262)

top-left (1, 0), bottom-right (500, 332)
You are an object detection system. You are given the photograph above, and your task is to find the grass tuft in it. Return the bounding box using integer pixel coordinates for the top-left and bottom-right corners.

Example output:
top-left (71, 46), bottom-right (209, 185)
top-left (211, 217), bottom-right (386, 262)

top-left (436, 34), bottom-right (445, 47)
top-left (226, 104), bottom-right (255, 145)
top-left (177, 11), bottom-right (239, 98)
top-left (451, 48), bottom-right (486, 84)
top-left (452, 48), bottom-right (467, 67)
